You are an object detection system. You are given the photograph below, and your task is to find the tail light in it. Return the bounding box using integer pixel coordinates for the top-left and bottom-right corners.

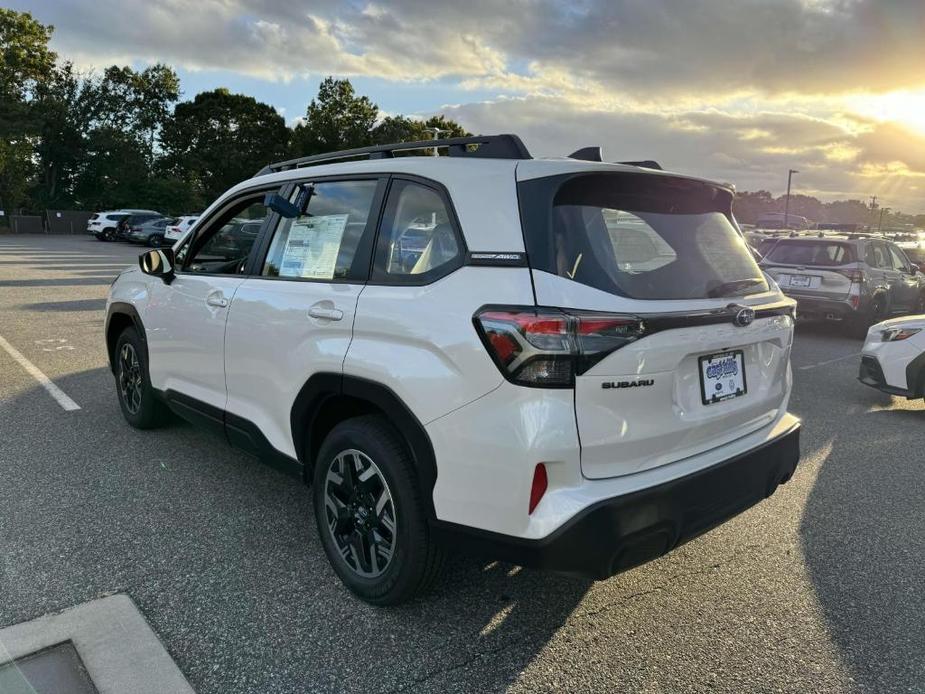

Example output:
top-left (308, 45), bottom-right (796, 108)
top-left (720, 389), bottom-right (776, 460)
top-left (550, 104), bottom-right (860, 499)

top-left (473, 306), bottom-right (644, 387)
top-left (835, 268), bottom-right (865, 283)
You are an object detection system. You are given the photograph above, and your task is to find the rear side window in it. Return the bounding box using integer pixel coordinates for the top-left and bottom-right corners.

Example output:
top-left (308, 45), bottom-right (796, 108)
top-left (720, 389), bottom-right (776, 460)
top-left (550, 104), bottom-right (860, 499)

top-left (519, 172), bottom-right (767, 300)
top-left (767, 241), bottom-right (855, 266)
top-left (372, 179), bottom-right (463, 283)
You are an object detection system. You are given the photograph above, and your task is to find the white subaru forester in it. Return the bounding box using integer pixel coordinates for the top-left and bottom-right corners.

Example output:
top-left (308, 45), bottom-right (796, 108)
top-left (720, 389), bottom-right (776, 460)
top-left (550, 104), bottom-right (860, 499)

top-left (106, 134), bottom-right (801, 605)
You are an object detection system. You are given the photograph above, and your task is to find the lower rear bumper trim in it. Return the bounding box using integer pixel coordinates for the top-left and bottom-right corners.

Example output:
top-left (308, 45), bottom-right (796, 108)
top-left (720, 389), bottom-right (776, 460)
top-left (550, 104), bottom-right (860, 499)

top-left (433, 423), bottom-right (801, 580)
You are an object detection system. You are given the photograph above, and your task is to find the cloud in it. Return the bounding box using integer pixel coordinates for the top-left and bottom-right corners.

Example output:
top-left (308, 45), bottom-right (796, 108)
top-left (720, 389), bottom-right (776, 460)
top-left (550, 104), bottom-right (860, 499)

top-left (11, 0), bottom-right (925, 210)
top-left (439, 96), bottom-right (925, 209)
top-left (16, 0), bottom-right (925, 98)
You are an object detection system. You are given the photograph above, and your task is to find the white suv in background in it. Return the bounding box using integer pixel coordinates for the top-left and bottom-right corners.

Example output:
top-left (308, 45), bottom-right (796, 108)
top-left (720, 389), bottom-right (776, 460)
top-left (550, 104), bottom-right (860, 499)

top-left (164, 215), bottom-right (199, 243)
top-left (105, 135), bottom-right (800, 605)
top-left (859, 315), bottom-right (925, 399)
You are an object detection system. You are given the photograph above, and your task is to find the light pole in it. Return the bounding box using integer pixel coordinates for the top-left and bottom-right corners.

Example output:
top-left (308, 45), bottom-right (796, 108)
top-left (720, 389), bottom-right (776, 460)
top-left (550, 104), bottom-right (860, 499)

top-left (878, 206), bottom-right (891, 233)
top-left (423, 127), bottom-right (448, 157)
top-left (783, 168), bottom-right (799, 228)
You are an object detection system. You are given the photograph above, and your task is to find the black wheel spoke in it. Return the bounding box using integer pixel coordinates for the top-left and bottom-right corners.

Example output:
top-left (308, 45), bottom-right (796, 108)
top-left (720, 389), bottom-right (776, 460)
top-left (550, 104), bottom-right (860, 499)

top-left (323, 449), bottom-right (396, 579)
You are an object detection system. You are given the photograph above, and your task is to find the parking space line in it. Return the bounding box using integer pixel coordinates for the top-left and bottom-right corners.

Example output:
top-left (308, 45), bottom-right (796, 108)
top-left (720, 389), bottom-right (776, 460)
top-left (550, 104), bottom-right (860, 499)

top-left (0, 334), bottom-right (81, 411)
top-left (797, 352), bottom-right (861, 371)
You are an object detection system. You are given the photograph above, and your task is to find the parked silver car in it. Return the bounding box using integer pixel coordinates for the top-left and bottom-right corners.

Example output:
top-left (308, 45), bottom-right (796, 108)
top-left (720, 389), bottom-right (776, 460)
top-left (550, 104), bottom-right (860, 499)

top-left (760, 235), bottom-right (925, 330)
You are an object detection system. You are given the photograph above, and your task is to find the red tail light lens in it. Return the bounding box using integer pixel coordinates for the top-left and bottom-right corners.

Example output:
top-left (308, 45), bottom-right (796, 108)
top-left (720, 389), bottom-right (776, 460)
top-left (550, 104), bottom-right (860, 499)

top-left (474, 306), bottom-right (644, 387)
top-left (529, 463), bottom-right (548, 514)
top-left (835, 268), bottom-right (865, 283)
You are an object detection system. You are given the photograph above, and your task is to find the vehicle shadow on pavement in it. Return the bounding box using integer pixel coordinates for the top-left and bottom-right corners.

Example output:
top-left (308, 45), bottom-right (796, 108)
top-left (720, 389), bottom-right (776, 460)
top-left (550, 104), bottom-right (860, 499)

top-left (20, 298), bottom-right (108, 312)
top-left (0, 368), bottom-right (590, 694)
top-left (800, 385), bottom-right (925, 692)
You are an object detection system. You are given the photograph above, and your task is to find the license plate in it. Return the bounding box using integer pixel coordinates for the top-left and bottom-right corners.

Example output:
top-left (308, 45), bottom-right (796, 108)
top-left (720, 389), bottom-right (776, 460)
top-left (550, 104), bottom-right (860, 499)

top-left (699, 351), bottom-right (747, 405)
top-left (788, 275), bottom-right (812, 288)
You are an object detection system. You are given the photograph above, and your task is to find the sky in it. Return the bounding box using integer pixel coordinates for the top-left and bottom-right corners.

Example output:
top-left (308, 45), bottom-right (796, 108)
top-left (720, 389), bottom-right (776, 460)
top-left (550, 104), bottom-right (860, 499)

top-left (11, 0), bottom-right (925, 212)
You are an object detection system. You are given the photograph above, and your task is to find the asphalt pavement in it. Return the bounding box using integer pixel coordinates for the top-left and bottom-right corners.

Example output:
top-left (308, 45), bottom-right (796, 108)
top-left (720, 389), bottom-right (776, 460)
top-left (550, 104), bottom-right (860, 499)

top-left (0, 234), bottom-right (922, 693)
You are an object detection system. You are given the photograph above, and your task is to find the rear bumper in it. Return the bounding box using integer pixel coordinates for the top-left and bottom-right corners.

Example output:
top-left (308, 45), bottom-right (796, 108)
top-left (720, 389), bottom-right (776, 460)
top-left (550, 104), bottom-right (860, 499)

top-left (435, 422), bottom-right (801, 580)
top-left (785, 293), bottom-right (862, 320)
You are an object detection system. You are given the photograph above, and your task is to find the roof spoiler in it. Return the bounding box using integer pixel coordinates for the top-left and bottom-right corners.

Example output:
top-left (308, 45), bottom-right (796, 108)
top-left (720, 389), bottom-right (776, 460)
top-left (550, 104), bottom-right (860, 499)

top-left (567, 147), bottom-right (663, 171)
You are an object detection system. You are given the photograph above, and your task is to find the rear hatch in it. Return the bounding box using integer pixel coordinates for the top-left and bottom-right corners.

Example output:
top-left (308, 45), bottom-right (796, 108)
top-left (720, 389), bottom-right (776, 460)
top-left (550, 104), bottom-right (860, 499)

top-left (760, 239), bottom-right (856, 299)
top-left (516, 167), bottom-right (794, 479)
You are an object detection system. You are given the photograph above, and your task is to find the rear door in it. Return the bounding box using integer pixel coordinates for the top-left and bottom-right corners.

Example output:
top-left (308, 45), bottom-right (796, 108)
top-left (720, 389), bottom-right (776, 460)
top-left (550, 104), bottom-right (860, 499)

top-left (886, 243), bottom-right (919, 311)
top-left (519, 169), bottom-right (793, 480)
top-left (760, 239), bottom-right (856, 300)
top-left (223, 177), bottom-right (385, 458)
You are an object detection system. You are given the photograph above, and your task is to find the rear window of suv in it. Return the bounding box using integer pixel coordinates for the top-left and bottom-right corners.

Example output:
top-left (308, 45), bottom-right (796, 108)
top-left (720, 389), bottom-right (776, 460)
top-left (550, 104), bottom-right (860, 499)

top-left (766, 240), bottom-right (855, 266)
top-left (518, 172), bottom-right (767, 300)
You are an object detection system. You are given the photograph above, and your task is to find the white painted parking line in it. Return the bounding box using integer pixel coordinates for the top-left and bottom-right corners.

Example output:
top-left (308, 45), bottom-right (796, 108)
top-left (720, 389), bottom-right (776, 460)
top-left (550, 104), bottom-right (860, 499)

top-left (797, 351), bottom-right (861, 371)
top-left (0, 334), bottom-right (81, 411)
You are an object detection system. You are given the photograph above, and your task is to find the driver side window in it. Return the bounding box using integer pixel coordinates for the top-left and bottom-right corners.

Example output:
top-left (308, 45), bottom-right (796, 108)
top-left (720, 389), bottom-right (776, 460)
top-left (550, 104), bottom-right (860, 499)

top-left (183, 198), bottom-right (269, 275)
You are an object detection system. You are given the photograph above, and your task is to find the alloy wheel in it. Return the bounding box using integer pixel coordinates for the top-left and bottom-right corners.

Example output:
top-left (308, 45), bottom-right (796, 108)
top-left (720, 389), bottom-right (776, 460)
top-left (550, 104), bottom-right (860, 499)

top-left (118, 343), bottom-right (143, 415)
top-left (323, 449), bottom-right (397, 578)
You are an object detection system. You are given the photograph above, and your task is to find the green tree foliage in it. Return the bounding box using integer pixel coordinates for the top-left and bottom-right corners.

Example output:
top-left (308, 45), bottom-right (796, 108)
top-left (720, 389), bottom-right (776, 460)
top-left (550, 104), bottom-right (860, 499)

top-left (290, 77), bottom-right (378, 156)
top-left (371, 114), bottom-right (471, 148)
top-left (161, 88), bottom-right (290, 203)
top-left (0, 9), bottom-right (56, 210)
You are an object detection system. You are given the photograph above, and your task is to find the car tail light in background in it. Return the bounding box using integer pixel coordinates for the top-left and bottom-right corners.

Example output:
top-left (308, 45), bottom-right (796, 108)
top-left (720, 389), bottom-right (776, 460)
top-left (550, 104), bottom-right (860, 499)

top-left (474, 306), bottom-right (645, 387)
top-left (834, 268), bottom-right (865, 283)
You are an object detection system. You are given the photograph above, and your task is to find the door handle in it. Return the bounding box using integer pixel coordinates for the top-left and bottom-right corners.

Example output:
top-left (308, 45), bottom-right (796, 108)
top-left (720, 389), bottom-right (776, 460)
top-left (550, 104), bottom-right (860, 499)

top-left (308, 305), bottom-right (344, 321)
top-left (206, 291), bottom-right (228, 308)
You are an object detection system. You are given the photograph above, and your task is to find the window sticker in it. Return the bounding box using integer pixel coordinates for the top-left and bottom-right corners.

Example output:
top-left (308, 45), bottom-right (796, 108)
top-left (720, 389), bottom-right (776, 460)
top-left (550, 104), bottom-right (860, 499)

top-left (279, 214), bottom-right (349, 279)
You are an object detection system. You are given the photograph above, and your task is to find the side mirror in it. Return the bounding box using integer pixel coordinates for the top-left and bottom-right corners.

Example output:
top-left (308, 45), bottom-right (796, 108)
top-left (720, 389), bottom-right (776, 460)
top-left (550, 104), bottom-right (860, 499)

top-left (911, 265), bottom-right (919, 275)
top-left (139, 247), bottom-right (176, 283)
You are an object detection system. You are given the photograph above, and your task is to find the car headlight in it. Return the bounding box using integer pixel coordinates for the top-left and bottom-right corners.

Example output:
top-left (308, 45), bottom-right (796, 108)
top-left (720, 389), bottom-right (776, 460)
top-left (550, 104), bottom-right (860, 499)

top-left (881, 327), bottom-right (922, 342)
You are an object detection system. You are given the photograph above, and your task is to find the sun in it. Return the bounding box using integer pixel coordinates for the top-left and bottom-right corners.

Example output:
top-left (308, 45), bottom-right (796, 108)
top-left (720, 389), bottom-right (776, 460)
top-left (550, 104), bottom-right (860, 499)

top-left (848, 89), bottom-right (925, 135)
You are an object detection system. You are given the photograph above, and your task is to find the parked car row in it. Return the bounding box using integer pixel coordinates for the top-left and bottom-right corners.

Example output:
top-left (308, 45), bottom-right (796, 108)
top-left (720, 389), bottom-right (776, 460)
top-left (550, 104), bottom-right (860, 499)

top-left (87, 209), bottom-right (199, 246)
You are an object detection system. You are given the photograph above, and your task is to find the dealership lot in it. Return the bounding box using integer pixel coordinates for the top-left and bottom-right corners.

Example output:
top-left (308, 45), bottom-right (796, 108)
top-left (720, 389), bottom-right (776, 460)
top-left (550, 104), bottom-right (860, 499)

top-left (1, 235), bottom-right (923, 693)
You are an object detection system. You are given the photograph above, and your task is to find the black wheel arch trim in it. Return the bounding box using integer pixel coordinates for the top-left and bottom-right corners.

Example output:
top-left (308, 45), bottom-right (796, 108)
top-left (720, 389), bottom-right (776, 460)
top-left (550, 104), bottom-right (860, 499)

top-left (105, 302), bottom-right (147, 373)
top-left (290, 373), bottom-right (439, 518)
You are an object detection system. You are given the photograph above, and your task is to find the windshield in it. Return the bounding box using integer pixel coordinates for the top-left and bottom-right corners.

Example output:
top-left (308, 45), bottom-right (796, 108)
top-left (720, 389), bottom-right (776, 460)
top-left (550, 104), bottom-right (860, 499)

top-left (519, 172), bottom-right (768, 300)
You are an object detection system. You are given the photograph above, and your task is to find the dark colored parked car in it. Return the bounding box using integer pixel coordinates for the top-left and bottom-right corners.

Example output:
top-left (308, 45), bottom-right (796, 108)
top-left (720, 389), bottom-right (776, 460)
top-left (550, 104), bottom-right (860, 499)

top-left (126, 217), bottom-right (174, 247)
top-left (116, 213), bottom-right (163, 240)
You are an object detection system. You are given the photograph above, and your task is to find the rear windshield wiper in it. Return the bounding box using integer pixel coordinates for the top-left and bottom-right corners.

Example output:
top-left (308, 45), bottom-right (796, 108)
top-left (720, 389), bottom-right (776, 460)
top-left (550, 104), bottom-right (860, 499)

top-left (706, 278), bottom-right (764, 298)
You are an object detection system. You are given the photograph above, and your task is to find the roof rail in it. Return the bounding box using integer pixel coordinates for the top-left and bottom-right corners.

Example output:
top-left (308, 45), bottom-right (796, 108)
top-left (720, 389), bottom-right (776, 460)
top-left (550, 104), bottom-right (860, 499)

top-left (256, 134), bottom-right (531, 176)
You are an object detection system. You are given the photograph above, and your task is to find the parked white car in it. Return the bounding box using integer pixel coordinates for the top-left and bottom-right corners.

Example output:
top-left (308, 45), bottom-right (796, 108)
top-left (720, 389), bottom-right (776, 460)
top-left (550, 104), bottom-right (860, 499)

top-left (105, 135), bottom-right (801, 605)
top-left (859, 315), bottom-right (925, 398)
top-left (164, 215), bottom-right (199, 243)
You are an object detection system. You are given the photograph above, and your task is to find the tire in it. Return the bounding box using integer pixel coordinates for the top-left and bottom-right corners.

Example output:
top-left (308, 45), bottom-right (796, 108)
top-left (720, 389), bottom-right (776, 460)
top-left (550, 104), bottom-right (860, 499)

top-left (913, 293), bottom-right (925, 316)
top-left (313, 415), bottom-right (444, 606)
top-left (113, 326), bottom-right (170, 429)
top-left (147, 234), bottom-right (163, 248)
top-left (851, 295), bottom-right (888, 337)
top-left (98, 227), bottom-right (115, 241)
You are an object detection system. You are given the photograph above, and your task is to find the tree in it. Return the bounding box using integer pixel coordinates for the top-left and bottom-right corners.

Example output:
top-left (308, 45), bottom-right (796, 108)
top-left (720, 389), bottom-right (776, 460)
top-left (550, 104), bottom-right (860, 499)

top-left (162, 88), bottom-right (289, 202)
top-left (290, 77), bottom-right (378, 156)
top-left (0, 9), bottom-right (56, 210)
top-left (371, 114), bottom-right (471, 147)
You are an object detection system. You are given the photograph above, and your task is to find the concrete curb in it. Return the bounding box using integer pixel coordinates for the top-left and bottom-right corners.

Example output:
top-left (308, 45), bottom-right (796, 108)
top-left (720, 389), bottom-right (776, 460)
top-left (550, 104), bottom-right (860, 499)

top-left (0, 594), bottom-right (194, 693)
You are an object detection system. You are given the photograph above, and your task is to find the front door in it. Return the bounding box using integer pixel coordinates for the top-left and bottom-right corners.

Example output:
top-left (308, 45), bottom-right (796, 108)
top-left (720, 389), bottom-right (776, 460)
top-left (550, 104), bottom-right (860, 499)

top-left (145, 193), bottom-right (274, 411)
